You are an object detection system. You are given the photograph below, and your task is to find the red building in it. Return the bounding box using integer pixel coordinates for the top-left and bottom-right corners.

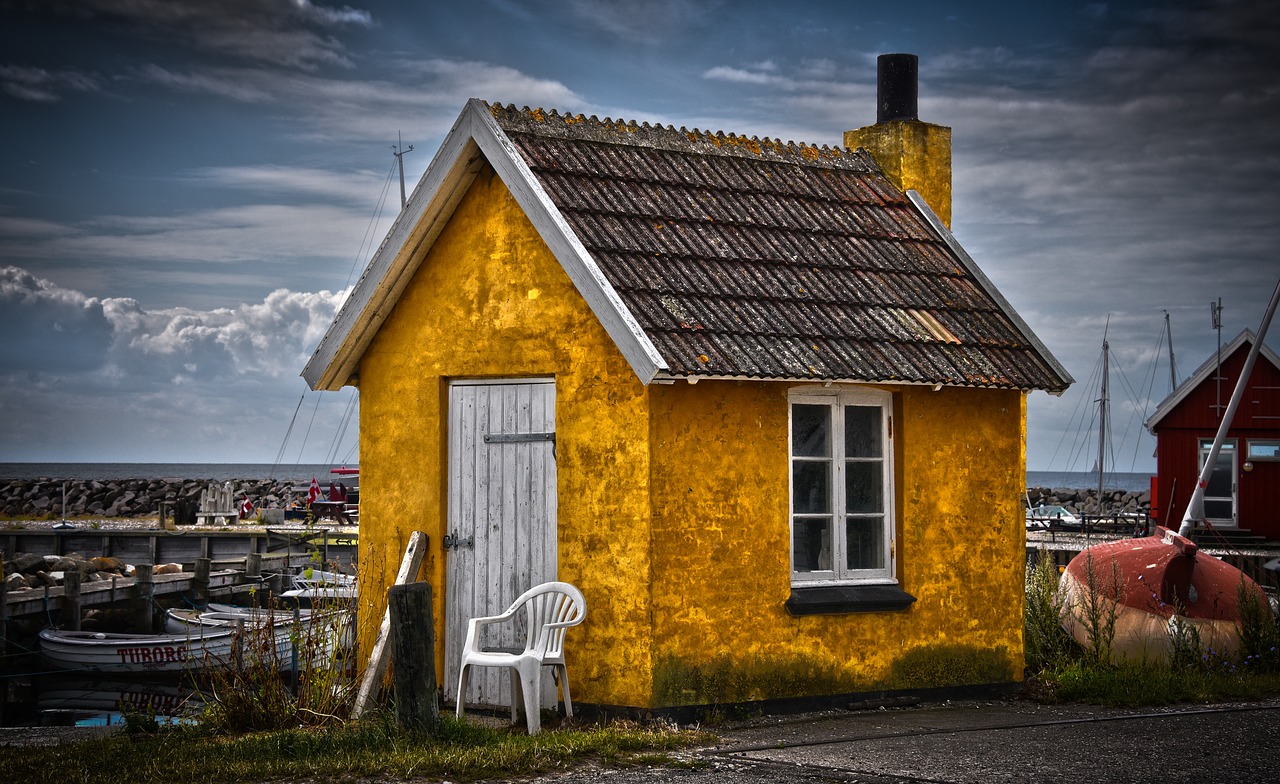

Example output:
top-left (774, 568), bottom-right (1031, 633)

top-left (1146, 330), bottom-right (1280, 542)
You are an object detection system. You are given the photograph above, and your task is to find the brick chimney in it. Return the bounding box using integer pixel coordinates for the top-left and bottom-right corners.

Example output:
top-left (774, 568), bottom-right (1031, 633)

top-left (844, 54), bottom-right (953, 228)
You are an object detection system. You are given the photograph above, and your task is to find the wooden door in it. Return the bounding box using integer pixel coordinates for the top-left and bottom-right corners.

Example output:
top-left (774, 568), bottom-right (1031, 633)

top-left (443, 379), bottom-right (557, 708)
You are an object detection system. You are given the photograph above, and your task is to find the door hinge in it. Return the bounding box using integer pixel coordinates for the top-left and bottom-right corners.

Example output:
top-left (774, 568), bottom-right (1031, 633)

top-left (484, 432), bottom-right (555, 443)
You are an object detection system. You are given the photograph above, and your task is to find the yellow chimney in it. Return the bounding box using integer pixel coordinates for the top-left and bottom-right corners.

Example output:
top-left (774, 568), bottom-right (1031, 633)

top-left (844, 54), bottom-right (952, 228)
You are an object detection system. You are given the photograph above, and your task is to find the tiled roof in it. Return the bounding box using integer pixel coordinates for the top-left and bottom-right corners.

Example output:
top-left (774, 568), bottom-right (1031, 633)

top-left (489, 103), bottom-right (1070, 392)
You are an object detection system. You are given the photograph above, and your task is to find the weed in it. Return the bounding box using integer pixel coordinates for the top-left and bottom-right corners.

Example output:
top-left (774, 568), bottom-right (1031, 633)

top-left (1024, 549), bottom-right (1075, 671)
top-left (196, 582), bottom-right (359, 733)
top-left (1235, 579), bottom-right (1280, 673)
top-left (1068, 551), bottom-right (1123, 668)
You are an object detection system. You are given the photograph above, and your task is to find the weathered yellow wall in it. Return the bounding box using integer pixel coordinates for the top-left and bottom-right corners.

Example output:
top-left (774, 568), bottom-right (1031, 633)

top-left (354, 162), bottom-right (1026, 710)
top-left (648, 381), bottom-right (1026, 704)
top-left (356, 165), bottom-right (655, 707)
top-left (844, 121), bottom-right (952, 228)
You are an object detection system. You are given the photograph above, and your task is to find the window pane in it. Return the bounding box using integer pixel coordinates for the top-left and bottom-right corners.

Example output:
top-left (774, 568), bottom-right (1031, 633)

top-left (793, 518), bottom-right (832, 572)
top-left (1204, 499), bottom-right (1233, 520)
top-left (845, 461), bottom-right (882, 513)
top-left (792, 404), bottom-right (831, 457)
top-left (793, 461), bottom-right (831, 514)
top-left (1248, 440), bottom-right (1280, 460)
top-left (844, 405), bottom-right (881, 457)
top-left (1205, 453), bottom-right (1233, 497)
top-left (846, 516), bottom-right (884, 570)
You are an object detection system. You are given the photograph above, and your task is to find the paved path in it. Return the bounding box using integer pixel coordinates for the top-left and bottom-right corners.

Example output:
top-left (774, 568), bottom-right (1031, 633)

top-left (536, 698), bottom-right (1280, 783)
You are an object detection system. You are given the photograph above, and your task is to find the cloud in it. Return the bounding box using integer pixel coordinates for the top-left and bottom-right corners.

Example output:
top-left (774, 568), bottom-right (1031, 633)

top-left (37, 0), bottom-right (373, 71)
top-left (187, 164), bottom-right (390, 204)
top-left (564, 0), bottom-right (724, 45)
top-left (0, 266), bottom-right (112, 372)
top-left (1, 203), bottom-right (383, 272)
top-left (0, 265), bottom-right (346, 384)
top-left (0, 265), bottom-right (354, 462)
top-left (0, 63), bottom-right (101, 103)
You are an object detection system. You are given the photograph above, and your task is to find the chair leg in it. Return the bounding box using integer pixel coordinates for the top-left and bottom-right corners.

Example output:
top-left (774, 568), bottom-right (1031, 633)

top-left (455, 664), bottom-right (470, 720)
top-left (517, 661), bottom-right (542, 735)
top-left (555, 664), bottom-right (573, 718)
top-left (509, 672), bottom-right (522, 724)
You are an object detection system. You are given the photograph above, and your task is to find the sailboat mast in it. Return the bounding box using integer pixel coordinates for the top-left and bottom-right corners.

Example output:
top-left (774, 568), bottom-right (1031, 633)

top-left (1097, 336), bottom-right (1109, 509)
top-left (392, 132), bottom-right (414, 211)
top-left (1164, 310), bottom-right (1178, 391)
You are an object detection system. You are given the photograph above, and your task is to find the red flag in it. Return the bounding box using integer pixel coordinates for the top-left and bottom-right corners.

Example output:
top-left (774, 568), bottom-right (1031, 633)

top-left (308, 477), bottom-right (320, 505)
top-left (239, 497), bottom-right (253, 519)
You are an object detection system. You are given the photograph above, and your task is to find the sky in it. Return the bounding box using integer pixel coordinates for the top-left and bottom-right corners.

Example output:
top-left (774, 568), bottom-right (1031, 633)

top-left (1, 0), bottom-right (1278, 473)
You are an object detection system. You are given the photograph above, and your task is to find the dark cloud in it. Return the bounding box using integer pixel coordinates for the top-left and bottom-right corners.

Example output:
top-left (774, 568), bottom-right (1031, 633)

top-left (27, 0), bottom-right (373, 71)
top-left (0, 266), bottom-right (112, 372)
top-left (0, 63), bottom-right (100, 103)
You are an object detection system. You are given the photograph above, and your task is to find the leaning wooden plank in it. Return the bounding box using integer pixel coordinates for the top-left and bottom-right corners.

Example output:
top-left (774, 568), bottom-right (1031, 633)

top-left (352, 530), bottom-right (427, 718)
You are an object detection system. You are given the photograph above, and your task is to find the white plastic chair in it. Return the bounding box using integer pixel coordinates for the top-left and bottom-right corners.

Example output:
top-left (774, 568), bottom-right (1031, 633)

top-left (455, 581), bottom-right (586, 735)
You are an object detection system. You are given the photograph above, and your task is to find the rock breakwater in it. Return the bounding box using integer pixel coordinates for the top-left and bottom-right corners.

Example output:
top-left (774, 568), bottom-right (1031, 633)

top-left (2, 476), bottom-right (1150, 520)
top-left (1, 477), bottom-right (305, 520)
top-left (1027, 486), bottom-right (1151, 516)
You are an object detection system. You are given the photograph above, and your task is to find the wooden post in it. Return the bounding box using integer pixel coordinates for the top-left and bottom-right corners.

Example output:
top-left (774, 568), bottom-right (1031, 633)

top-left (193, 558), bottom-right (211, 605)
top-left (133, 563), bottom-right (154, 632)
top-left (62, 569), bottom-right (82, 631)
top-left (1, 549), bottom-right (9, 662)
top-left (388, 582), bottom-right (438, 734)
top-left (245, 552), bottom-right (262, 579)
top-left (352, 531), bottom-right (427, 717)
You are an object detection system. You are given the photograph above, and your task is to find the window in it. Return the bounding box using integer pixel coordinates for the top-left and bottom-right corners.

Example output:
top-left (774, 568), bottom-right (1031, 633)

top-left (1247, 439), bottom-right (1280, 461)
top-left (789, 387), bottom-right (895, 585)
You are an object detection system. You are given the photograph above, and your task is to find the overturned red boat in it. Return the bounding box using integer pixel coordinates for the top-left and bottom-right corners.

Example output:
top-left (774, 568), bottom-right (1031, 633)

top-left (1058, 526), bottom-right (1267, 664)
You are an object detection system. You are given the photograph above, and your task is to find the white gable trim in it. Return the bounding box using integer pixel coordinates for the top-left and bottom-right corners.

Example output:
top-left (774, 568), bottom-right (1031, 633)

top-left (1145, 329), bottom-right (1280, 431)
top-left (905, 190), bottom-right (1073, 394)
top-left (302, 99), bottom-right (667, 391)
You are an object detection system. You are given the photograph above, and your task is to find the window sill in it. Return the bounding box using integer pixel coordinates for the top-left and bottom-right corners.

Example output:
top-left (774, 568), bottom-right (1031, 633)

top-left (785, 583), bottom-right (917, 615)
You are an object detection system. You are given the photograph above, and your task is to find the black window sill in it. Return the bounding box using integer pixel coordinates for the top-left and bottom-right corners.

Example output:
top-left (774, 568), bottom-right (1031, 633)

top-left (785, 584), bottom-right (917, 615)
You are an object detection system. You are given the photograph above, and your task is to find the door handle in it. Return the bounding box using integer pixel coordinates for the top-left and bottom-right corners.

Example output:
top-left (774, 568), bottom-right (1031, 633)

top-left (443, 533), bottom-right (474, 550)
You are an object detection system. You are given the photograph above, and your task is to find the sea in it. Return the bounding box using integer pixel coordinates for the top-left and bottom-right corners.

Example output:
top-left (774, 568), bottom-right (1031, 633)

top-left (0, 463), bottom-right (350, 483)
top-left (1, 463), bottom-right (1153, 493)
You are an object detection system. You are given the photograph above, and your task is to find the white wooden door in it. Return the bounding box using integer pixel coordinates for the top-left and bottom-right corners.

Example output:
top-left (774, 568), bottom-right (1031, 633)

top-left (1199, 440), bottom-right (1238, 527)
top-left (444, 379), bottom-right (557, 709)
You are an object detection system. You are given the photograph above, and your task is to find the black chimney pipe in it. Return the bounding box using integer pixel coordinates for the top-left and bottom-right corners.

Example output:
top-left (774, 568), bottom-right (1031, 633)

top-left (877, 53), bottom-right (918, 123)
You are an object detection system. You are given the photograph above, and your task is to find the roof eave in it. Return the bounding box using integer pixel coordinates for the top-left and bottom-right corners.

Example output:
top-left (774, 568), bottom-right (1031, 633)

top-left (905, 190), bottom-right (1073, 395)
top-left (1145, 329), bottom-right (1280, 430)
top-left (652, 371), bottom-right (1052, 391)
top-left (302, 99), bottom-right (668, 391)
top-left (302, 105), bottom-right (488, 391)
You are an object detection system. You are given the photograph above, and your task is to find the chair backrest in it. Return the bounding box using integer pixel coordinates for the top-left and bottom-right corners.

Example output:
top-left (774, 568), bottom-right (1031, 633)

top-left (514, 582), bottom-right (585, 660)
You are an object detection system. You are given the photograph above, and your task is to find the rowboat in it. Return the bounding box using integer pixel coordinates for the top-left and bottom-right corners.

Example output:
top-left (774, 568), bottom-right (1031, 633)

top-left (279, 568), bottom-right (357, 607)
top-left (163, 605), bottom-right (313, 634)
top-left (38, 626), bottom-right (266, 673)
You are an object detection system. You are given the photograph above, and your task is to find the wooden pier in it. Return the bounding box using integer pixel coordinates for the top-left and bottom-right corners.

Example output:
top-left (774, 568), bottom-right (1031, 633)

top-left (1, 525), bottom-right (358, 630)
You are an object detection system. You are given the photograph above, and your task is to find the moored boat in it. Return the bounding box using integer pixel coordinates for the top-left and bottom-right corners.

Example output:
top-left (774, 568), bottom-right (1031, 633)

top-left (38, 626), bottom-right (259, 673)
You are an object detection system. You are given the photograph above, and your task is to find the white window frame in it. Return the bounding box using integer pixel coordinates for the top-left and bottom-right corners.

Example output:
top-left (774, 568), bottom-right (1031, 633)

top-left (788, 386), bottom-right (896, 586)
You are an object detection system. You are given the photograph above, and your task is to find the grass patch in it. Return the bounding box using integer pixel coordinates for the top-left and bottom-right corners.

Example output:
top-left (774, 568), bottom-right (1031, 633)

top-left (1042, 660), bottom-right (1280, 707)
top-left (0, 715), bottom-right (712, 784)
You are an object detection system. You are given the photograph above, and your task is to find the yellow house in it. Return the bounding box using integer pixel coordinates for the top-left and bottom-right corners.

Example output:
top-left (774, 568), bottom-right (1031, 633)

top-left (304, 56), bottom-right (1071, 712)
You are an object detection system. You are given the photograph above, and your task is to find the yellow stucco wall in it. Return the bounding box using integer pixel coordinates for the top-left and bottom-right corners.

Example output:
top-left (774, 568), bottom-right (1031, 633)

top-left (356, 165), bottom-right (655, 707)
top-left (354, 163), bottom-right (1027, 710)
top-left (647, 381), bottom-right (1027, 704)
top-left (844, 120), bottom-right (953, 228)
